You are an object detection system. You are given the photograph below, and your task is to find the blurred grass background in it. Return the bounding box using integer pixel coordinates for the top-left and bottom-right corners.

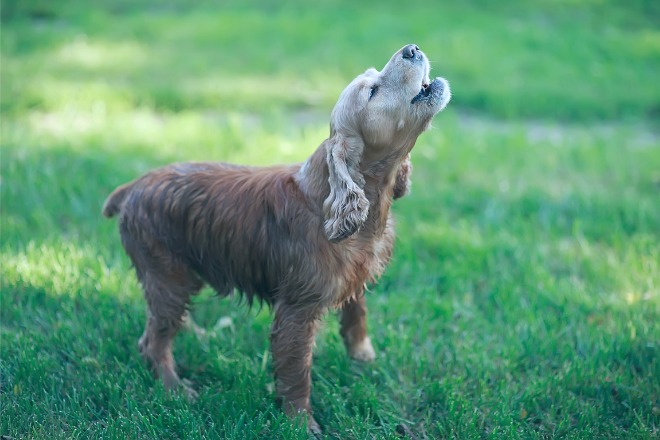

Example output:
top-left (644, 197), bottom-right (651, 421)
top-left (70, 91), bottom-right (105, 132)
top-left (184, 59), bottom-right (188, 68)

top-left (2, 0), bottom-right (659, 119)
top-left (1, 0), bottom-right (659, 438)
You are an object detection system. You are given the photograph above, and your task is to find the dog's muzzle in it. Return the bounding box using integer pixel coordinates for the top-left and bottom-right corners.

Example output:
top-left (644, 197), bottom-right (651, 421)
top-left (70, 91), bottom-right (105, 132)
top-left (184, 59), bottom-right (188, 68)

top-left (411, 77), bottom-right (448, 106)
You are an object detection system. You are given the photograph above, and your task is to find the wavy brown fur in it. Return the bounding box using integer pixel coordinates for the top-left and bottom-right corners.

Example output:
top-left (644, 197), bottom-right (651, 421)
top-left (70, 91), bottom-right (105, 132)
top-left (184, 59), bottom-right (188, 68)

top-left (103, 44), bottom-right (450, 432)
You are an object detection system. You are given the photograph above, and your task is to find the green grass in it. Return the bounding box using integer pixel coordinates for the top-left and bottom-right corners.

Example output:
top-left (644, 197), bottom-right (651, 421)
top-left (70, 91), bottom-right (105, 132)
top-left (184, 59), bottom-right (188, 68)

top-left (1, 0), bottom-right (659, 438)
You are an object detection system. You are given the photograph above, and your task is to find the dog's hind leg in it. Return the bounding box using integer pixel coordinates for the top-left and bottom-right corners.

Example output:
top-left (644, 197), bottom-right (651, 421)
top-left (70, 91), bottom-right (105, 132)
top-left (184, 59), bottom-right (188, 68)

top-left (135, 259), bottom-right (203, 399)
top-left (340, 293), bottom-right (376, 362)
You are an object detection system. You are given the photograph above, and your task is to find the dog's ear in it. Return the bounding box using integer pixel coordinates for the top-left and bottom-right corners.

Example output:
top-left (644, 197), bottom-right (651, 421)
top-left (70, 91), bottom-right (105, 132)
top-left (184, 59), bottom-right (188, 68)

top-left (323, 132), bottom-right (369, 242)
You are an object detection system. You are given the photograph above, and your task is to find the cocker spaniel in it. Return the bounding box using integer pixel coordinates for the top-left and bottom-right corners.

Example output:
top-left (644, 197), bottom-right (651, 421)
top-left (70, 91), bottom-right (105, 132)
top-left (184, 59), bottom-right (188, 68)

top-left (103, 44), bottom-right (450, 432)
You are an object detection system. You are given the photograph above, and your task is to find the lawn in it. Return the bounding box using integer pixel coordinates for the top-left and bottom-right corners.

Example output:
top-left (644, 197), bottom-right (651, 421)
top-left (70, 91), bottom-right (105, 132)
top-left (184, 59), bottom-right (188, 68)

top-left (1, 0), bottom-right (659, 438)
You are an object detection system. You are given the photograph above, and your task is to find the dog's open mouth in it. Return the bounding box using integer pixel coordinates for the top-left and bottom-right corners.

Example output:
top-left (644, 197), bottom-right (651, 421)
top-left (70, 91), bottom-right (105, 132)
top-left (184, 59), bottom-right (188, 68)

top-left (411, 78), bottom-right (446, 105)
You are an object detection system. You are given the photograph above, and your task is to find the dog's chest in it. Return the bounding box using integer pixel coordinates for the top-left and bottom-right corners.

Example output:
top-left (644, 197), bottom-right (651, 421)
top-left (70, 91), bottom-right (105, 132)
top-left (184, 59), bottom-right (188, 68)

top-left (330, 235), bottom-right (393, 307)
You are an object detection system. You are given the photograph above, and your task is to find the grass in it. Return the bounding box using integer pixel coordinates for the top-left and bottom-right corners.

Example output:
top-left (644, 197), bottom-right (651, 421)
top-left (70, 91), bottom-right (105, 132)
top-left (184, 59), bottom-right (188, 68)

top-left (1, 0), bottom-right (659, 438)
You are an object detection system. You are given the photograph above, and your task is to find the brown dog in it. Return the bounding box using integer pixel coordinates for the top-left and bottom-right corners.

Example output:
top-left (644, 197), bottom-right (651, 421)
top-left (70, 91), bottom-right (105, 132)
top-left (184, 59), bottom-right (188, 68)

top-left (103, 44), bottom-right (450, 432)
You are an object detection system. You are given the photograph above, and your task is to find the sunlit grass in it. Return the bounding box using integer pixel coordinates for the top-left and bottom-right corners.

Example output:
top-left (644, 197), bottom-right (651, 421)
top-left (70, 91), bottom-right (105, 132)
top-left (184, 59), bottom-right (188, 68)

top-left (52, 36), bottom-right (147, 70)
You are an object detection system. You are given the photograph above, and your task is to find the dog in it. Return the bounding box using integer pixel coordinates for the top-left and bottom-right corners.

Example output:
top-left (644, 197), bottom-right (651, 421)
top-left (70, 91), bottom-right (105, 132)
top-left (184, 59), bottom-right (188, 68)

top-left (103, 44), bottom-right (450, 432)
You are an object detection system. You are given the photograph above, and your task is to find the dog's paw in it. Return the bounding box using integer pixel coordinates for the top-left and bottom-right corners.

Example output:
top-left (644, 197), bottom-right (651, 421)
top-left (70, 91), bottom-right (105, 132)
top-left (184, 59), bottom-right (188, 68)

top-left (180, 379), bottom-right (199, 401)
top-left (348, 337), bottom-right (376, 362)
top-left (308, 416), bottom-right (322, 437)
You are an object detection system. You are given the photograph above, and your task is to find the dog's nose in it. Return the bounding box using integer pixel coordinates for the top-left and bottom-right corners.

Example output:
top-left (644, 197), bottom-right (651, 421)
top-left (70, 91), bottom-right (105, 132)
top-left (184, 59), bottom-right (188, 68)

top-left (402, 44), bottom-right (419, 59)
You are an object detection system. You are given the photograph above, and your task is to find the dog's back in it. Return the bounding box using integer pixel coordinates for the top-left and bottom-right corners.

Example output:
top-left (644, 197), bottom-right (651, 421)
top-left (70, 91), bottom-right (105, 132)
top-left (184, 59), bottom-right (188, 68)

top-left (105, 162), bottom-right (333, 304)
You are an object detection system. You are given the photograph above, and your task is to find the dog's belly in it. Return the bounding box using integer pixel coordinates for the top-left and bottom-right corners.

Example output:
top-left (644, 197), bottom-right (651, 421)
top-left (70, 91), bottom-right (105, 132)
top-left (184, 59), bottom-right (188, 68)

top-left (187, 227), bottom-right (394, 310)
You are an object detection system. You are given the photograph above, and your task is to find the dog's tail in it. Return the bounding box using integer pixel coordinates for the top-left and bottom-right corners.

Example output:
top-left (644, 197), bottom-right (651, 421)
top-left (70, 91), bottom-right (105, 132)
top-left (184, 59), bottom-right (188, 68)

top-left (102, 181), bottom-right (135, 218)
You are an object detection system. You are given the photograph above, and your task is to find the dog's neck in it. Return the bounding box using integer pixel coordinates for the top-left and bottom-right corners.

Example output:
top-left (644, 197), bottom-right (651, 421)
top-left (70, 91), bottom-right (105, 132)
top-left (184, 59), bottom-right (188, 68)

top-left (296, 138), bottom-right (413, 238)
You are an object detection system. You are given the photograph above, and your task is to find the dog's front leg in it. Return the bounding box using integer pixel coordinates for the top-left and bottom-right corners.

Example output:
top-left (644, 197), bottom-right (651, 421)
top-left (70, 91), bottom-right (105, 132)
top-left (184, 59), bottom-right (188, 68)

top-left (270, 302), bottom-right (322, 433)
top-left (340, 293), bottom-right (376, 362)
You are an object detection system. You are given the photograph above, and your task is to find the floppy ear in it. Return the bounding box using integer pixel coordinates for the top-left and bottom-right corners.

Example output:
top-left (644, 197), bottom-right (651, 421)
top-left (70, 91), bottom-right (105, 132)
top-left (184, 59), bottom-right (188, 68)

top-left (323, 133), bottom-right (370, 242)
top-left (393, 153), bottom-right (413, 200)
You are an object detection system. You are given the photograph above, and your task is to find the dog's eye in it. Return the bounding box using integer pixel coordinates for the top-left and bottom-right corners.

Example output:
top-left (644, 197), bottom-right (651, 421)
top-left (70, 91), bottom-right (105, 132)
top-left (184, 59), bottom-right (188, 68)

top-left (368, 85), bottom-right (378, 101)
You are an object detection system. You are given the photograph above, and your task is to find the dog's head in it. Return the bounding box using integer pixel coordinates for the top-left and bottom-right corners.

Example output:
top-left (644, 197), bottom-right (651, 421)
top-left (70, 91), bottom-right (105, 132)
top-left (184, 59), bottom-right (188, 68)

top-left (323, 44), bottom-right (451, 242)
top-left (332, 44), bottom-right (451, 148)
